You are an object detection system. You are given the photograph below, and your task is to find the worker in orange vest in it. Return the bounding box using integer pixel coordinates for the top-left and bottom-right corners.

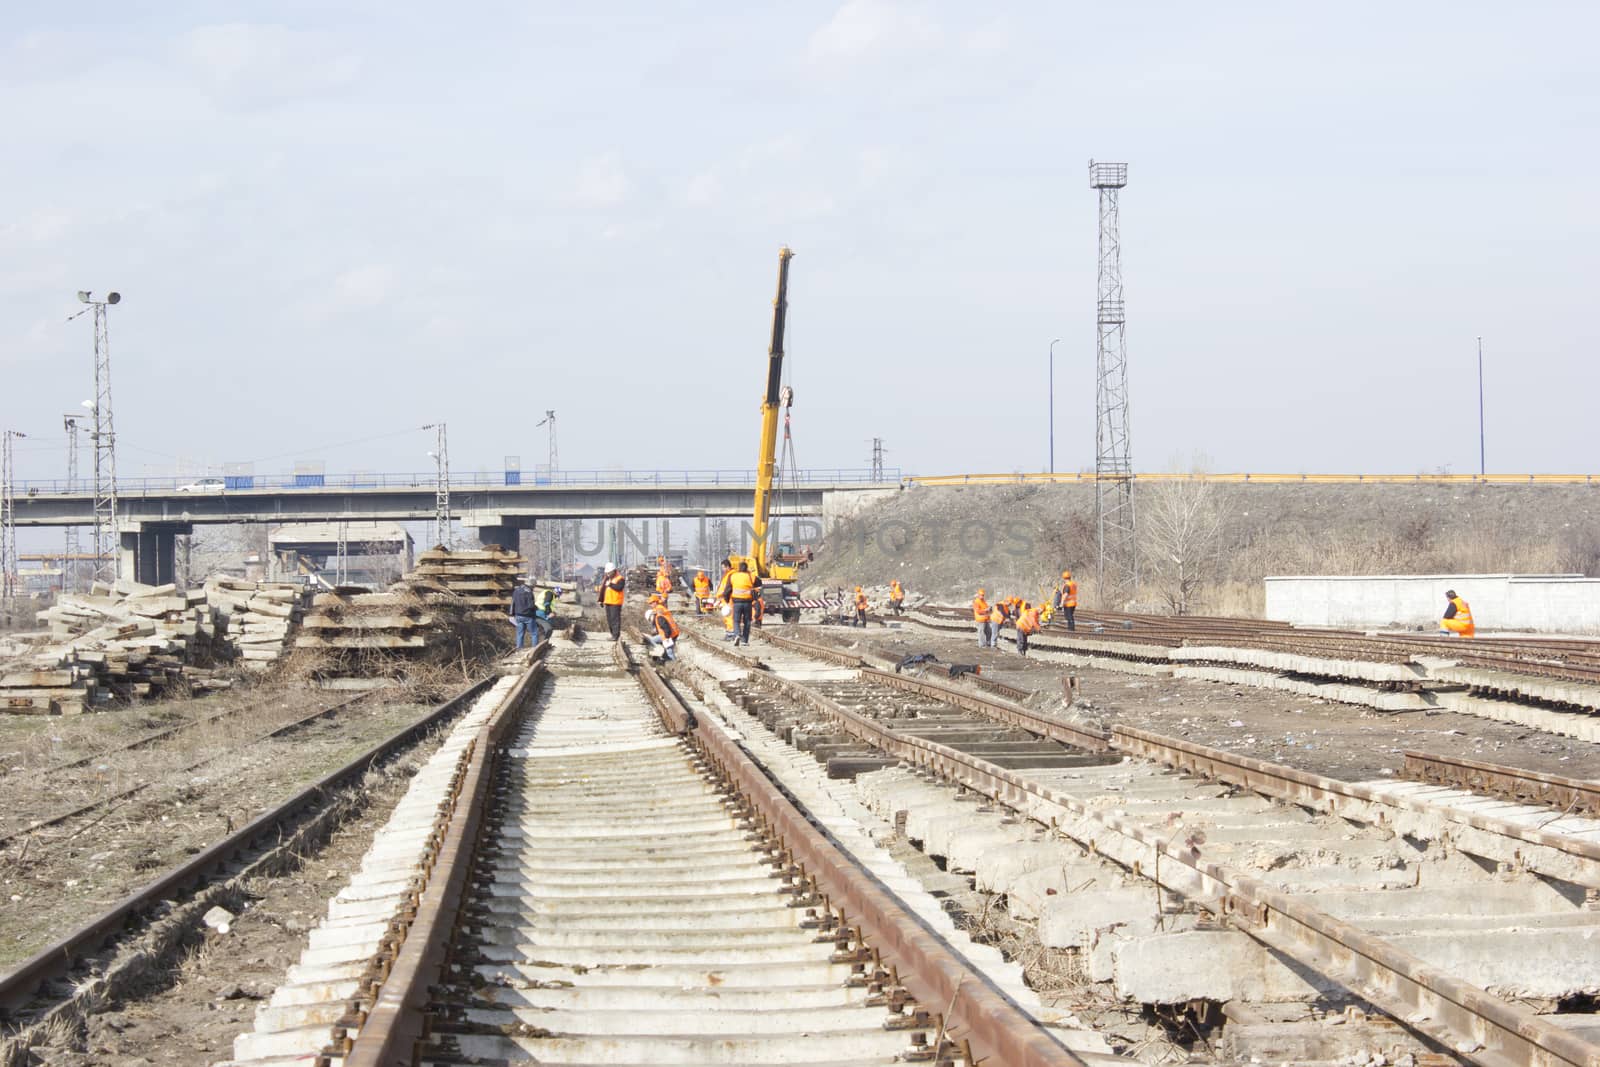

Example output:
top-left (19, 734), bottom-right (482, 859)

top-left (716, 558), bottom-right (737, 639)
top-left (854, 586), bottom-right (869, 627)
top-left (654, 568), bottom-right (673, 605)
top-left (728, 561), bottom-right (757, 645)
top-left (647, 594), bottom-right (680, 660)
top-left (692, 570), bottom-right (711, 613)
top-left (1054, 570), bottom-right (1079, 631)
top-left (1440, 589), bottom-right (1475, 638)
top-left (600, 562), bottom-right (625, 641)
top-left (973, 588), bottom-right (992, 648)
top-left (1016, 601), bottom-right (1040, 656)
top-left (888, 579), bottom-right (904, 616)
top-left (988, 601), bottom-right (1007, 646)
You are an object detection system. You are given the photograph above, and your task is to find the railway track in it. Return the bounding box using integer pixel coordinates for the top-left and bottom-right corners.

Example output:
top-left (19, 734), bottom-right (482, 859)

top-left (0, 672), bottom-right (503, 1055)
top-left (225, 627), bottom-right (1113, 1067)
top-left (670, 623), bottom-right (1600, 1066)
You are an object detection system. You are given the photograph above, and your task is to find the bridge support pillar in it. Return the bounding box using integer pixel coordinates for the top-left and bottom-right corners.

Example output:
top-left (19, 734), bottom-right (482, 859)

top-left (119, 524), bottom-right (191, 587)
top-left (474, 525), bottom-right (521, 552)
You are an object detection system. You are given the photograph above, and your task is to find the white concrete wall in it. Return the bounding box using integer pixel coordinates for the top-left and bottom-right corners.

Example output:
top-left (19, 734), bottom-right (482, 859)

top-left (1264, 573), bottom-right (1600, 633)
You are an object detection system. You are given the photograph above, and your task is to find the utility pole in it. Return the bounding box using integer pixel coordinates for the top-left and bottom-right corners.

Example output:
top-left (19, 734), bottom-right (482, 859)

top-left (1477, 337), bottom-right (1486, 478)
top-left (335, 520), bottom-right (350, 585)
top-left (1090, 161), bottom-right (1136, 606)
top-left (536, 410), bottom-right (561, 577)
top-left (870, 438), bottom-right (885, 481)
top-left (62, 414), bottom-right (82, 592)
top-left (1, 430), bottom-right (23, 605)
top-left (423, 422), bottom-right (450, 550)
top-left (70, 291), bottom-right (122, 581)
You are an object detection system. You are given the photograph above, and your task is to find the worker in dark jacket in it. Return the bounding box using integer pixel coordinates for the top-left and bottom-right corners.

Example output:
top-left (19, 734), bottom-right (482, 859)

top-left (600, 562), bottom-right (625, 641)
top-left (510, 580), bottom-right (538, 649)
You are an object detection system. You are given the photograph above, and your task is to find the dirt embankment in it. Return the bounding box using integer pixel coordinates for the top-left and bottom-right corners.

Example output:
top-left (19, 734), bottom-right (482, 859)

top-left (805, 482), bottom-right (1600, 614)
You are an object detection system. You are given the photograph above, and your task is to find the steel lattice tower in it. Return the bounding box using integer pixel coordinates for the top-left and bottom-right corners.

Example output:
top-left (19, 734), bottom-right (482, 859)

top-left (1, 430), bottom-right (22, 604)
top-left (62, 415), bottom-right (82, 592)
top-left (76, 292), bottom-right (122, 581)
top-left (424, 422), bottom-right (451, 549)
top-left (1090, 161), bottom-right (1136, 604)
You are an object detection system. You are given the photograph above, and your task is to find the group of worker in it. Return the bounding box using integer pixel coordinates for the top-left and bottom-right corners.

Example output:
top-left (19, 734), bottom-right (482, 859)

top-left (970, 570), bottom-right (1078, 655)
top-left (508, 579), bottom-right (557, 649)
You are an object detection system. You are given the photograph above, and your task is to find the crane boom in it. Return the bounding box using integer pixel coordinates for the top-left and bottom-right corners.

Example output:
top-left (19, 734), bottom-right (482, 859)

top-left (749, 245), bottom-right (793, 574)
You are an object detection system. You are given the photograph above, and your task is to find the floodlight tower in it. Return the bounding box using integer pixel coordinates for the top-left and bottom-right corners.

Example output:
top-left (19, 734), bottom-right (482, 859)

top-left (62, 414), bottom-right (83, 592)
top-left (423, 422), bottom-right (451, 549)
top-left (71, 290), bottom-right (122, 580)
top-left (536, 410), bottom-right (561, 575)
top-left (870, 438), bottom-right (885, 481)
top-left (1, 430), bottom-right (23, 603)
top-left (1089, 161), bottom-right (1136, 605)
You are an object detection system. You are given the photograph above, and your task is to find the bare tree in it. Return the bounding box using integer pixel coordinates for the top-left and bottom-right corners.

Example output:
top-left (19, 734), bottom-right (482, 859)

top-left (1142, 478), bottom-right (1229, 615)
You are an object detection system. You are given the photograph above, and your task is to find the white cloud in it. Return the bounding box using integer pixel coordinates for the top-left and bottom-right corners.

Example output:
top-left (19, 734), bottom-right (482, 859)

top-left (685, 170), bottom-right (722, 206)
top-left (572, 153), bottom-right (632, 207)
top-left (807, 0), bottom-right (940, 64)
top-left (179, 23), bottom-right (362, 107)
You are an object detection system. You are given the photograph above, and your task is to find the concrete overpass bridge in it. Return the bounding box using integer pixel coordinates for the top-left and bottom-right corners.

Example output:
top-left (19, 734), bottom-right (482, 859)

top-left (9, 468), bottom-right (900, 585)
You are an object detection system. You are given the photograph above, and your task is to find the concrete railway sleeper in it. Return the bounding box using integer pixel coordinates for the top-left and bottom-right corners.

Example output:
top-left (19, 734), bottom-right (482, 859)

top-left (676, 624), bottom-right (1600, 1066)
top-left (319, 628), bottom-right (1102, 1067)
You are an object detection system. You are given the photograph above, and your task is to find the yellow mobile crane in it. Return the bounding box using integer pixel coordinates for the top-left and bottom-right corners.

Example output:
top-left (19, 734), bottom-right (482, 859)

top-left (730, 245), bottom-right (802, 621)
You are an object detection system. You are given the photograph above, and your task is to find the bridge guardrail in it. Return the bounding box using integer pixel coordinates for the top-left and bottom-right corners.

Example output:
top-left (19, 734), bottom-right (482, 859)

top-left (14, 468), bottom-right (904, 495)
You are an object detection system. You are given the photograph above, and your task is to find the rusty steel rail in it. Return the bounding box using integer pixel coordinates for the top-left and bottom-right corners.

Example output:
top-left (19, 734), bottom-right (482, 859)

top-left (1111, 724), bottom-right (1600, 888)
top-left (636, 648), bottom-right (1088, 1067)
top-left (343, 656), bottom-right (548, 1067)
top-left (860, 666), bottom-right (1114, 754)
top-left (762, 628), bottom-right (1038, 705)
top-left (728, 663), bottom-right (1600, 1067)
top-left (0, 673), bottom-right (504, 1015)
top-left (1403, 750), bottom-right (1600, 817)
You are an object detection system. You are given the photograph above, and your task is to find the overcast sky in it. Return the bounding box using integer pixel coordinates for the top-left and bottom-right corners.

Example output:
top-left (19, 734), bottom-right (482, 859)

top-left (3, 1), bottom-right (1596, 486)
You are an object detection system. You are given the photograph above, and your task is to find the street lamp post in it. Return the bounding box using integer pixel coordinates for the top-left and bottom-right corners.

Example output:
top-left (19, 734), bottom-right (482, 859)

top-left (1048, 338), bottom-right (1062, 474)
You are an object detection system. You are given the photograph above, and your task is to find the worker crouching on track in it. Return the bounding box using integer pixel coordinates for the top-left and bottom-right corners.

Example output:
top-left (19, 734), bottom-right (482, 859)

top-left (645, 595), bottom-right (680, 660)
top-left (854, 586), bottom-right (869, 627)
top-left (1440, 589), bottom-right (1475, 638)
top-left (729, 561), bottom-right (757, 645)
top-left (600, 562), bottom-right (625, 641)
top-left (1016, 601), bottom-right (1040, 656)
top-left (693, 570), bottom-right (711, 613)
top-left (888, 579), bottom-right (904, 616)
top-left (973, 588), bottom-right (992, 648)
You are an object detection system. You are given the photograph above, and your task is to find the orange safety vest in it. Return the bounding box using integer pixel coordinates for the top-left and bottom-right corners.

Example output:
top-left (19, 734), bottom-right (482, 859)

top-left (1018, 608), bottom-right (1040, 634)
top-left (855, 592), bottom-right (868, 611)
top-left (972, 595), bottom-right (990, 621)
top-left (730, 571), bottom-right (756, 601)
top-left (655, 574), bottom-right (671, 596)
top-left (654, 609), bottom-right (680, 639)
top-left (693, 574), bottom-right (710, 595)
top-left (989, 606), bottom-right (1004, 626)
top-left (602, 574), bottom-right (625, 606)
top-left (1061, 580), bottom-right (1078, 608)
top-left (889, 581), bottom-right (903, 601)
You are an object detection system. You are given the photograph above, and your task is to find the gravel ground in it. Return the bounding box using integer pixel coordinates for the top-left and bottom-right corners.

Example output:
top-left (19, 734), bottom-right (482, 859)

top-left (31, 742), bottom-right (441, 1066)
top-left (796, 621), bottom-right (1600, 783)
top-left (0, 684), bottom-right (443, 970)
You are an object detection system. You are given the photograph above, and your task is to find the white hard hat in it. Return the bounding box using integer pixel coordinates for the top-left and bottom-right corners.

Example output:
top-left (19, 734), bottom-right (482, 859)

top-left (603, 561), bottom-right (614, 571)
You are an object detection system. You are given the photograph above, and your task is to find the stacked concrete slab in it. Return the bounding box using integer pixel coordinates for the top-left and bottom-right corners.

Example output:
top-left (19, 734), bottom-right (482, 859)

top-left (406, 546), bottom-right (526, 619)
top-left (203, 577), bottom-right (308, 671)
